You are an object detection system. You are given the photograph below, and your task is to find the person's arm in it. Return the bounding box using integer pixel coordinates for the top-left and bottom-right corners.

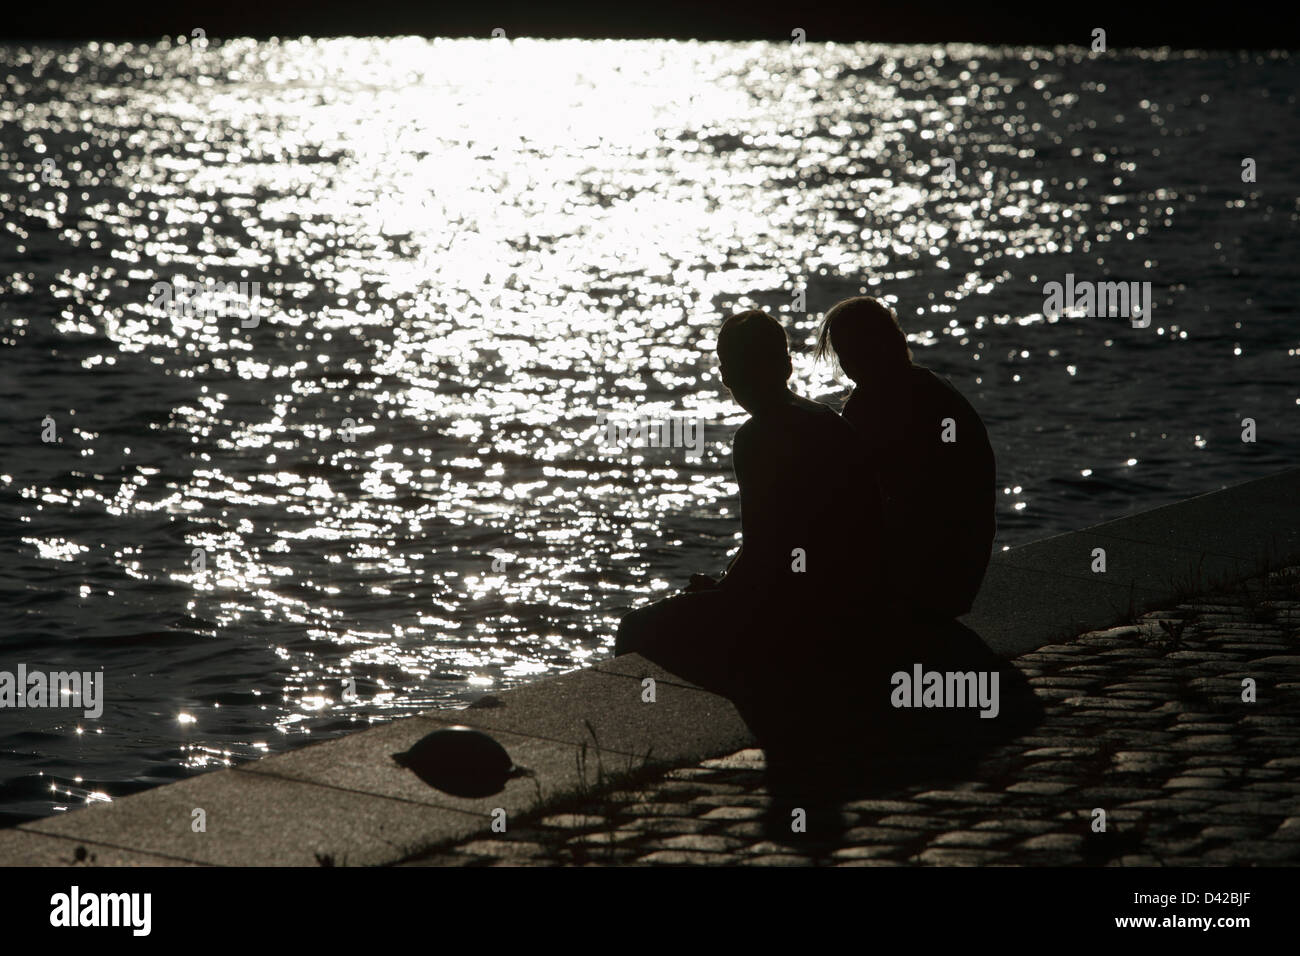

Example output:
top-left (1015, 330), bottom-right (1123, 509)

top-left (717, 426), bottom-right (783, 592)
top-left (948, 393), bottom-right (997, 533)
top-left (700, 531), bottom-right (742, 586)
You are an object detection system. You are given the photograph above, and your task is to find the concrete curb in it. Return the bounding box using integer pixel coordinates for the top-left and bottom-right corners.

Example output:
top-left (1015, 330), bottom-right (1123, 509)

top-left (3, 467), bottom-right (1297, 865)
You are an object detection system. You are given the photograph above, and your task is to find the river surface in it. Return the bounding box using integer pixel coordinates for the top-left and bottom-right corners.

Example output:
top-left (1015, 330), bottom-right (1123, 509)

top-left (0, 38), bottom-right (1295, 822)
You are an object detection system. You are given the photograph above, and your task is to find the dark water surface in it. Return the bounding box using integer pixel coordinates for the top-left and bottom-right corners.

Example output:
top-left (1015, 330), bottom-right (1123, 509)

top-left (0, 39), bottom-right (1296, 821)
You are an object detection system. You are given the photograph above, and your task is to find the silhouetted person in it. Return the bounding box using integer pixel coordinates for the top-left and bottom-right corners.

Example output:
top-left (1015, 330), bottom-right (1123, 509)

top-left (816, 296), bottom-right (996, 620)
top-left (613, 309), bottom-right (1039, 816)
top-left (615, 310), bottom-right (881, 687)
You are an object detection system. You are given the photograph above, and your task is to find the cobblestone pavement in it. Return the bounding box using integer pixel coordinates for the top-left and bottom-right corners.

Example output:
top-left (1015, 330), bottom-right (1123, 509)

top-left (403, 568), bottom-right (1300, 866)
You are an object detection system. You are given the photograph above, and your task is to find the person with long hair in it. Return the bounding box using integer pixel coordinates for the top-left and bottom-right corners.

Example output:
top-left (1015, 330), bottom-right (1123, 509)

top-left (815, 296), bottom-right (996, 620)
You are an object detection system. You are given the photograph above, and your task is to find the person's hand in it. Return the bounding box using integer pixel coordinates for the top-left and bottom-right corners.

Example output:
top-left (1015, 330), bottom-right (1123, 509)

top-left (686, 573), bottom-right (720, 592)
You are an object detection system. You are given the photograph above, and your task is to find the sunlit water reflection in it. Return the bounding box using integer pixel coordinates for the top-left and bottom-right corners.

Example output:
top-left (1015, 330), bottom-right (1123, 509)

top-left (0, 38), bottom-right (1296, 821)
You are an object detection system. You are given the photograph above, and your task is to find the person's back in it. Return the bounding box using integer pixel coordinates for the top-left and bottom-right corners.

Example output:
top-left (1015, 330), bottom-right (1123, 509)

top-left (817, 297), bottom-right (995, 619)
top-left (723, 391), bottom-right (880, 602)
top-left (844, 364), bottom-right (994, 618)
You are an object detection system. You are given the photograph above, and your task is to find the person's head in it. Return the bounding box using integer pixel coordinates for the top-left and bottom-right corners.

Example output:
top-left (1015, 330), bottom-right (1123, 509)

top-left (717, 310), bottom-right (793, 412)
top-left (814, 296), bottom-right (913, 384)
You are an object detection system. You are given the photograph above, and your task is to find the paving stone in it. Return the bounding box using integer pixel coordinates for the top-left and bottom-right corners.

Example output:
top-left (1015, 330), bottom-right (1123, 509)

top-left (1167, 765), bottom-right (1240, 779)
top-left (1243, 768), bottom-right (1288, 780)
top-left (716, 821), bottom-right (767, 839)
top-left (615, 816), bottom-right (713, 835)
top-left (1241, 717), bottom-right (1300, 730)
top-left (1028, 677), bottom-right (1098, 689)
top-left (649, 833), bottom-right (745, 853)
top-left (1171, 722), bottom-right (1238, 733)
top-left (1204, 802), bottom-right (1294, 820)
top-left (742, 854), bottom-right (816, 866)
top-left (878, 814), bottom-right (963, 830)
top-left (1119, 798), bottom-right (1220, 813)
top-left (689, 792), bottom-right (772, 809)
top-left (664, 781), bottom-right (752, 799)
top-left (1074, 786), bottom-right (1165, 802)
top-left (929, 830), bottom-right (1013, 848)
top-left (699, 749), bottom-right (766, 769)
top-left (914, 790), bottom-right (1008, 806)
top-left (1184, 754), bottom-right (1250, 767)
top-left (618, 802), bottom-right (706, 818)
top-left (1020, 760), bottom-right (1088, 776)
top-left (1096, 730), bottom-right (1178, 746)
top-left (1033, 688), bottom-right (1087, 700)
top-left (1020, 833), bottom-right (1085, 851)
top-left (1273, 818), bottom-right (1300, 838)
top-left (832, 845), bottom-right (904, 860)
top-left (836, 858), bottom-right (909, 866)
top-left (841, 798), bottom-right (929, 814)
top-left (567, 830), bottom-right (642, 847)
top-left (405, 852), bottom-right (483, 867)
top-left (1244, 781), bottom-right (1300, 795)
top-left (1006, 781), bottom-right (1076, 795)
top-left (638, 850), bottom-right (732, 865)
top-left (1168, 735), bottom-right (1238, 751)
top-left (538, 813), bottom-right (606, 829)
top-left (916, 847), bottom-right (1008, 865)
top-left (739, 840), bottom-right (814, 856)
top-left (971, 819), bottom-right (1060, 834)
top-left (1201, 842), bottom-right (1300, 864)
top-left (1021, 746), bottom-right (1099, 758)
top-left (1146, 837), bottom-right (1209, 856)
top-left (699, 805), bottom-right (765, 821)
top-left (452, 839), bottom-right (551, 860)
top-left (841, 826), bottom-right (918, 845)
top-left (392, 564), bottom-right (1300, 867)
top-left (1162, 777), bottom-right (1233, 790)
top-left (1200, 825), bottom-right (1268, 841)
top-left (662, 767), bottom-right (734, 782)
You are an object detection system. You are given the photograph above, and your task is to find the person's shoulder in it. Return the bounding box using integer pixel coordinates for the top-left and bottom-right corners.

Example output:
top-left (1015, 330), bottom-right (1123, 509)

top-left (793, 396), bottom-right (854, 434)
top-left (910, 364), bottom-right (951, 392)
top-left (913, 365), bottom-right (977, 413)
top-left (821, 402), bottom-right (859, 436)
top-left (791, 394), bottom-right (843, 420)
top-left (840, 387), bottom-right (864, 423)
top-left (732, 417), bottom-right (761, 454)
top-left (911, 365), bottom-right (991, 455)
top-left (788, 398), bottom-right (865, 465)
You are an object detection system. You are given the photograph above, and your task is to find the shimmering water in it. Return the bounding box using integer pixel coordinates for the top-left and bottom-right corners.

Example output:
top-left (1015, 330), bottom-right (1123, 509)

top-left (0, 38), bottom-right (1296, 822)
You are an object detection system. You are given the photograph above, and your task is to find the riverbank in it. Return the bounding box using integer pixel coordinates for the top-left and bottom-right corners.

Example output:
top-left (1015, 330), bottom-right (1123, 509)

top-left (2, 467), bottom-right (1297, 866)
top-left (405, 568), bottom-right (1300, 865)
